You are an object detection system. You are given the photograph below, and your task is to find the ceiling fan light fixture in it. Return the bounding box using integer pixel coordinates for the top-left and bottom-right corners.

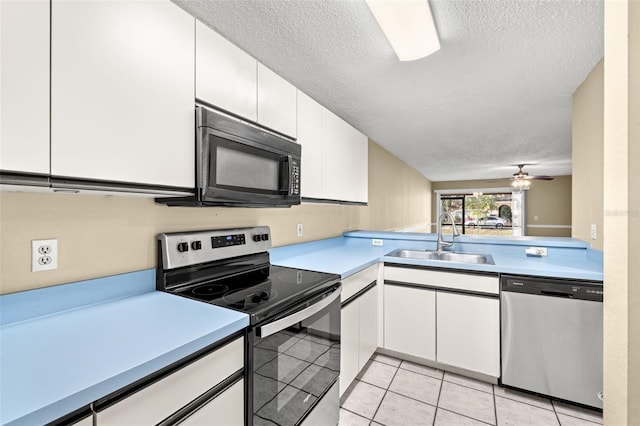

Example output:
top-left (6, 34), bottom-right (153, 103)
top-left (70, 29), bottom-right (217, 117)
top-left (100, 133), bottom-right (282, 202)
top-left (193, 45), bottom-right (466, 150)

top-left (511, 179), bottom-right (531, 189)
top-left (365, 0), bottom-right (440, 61)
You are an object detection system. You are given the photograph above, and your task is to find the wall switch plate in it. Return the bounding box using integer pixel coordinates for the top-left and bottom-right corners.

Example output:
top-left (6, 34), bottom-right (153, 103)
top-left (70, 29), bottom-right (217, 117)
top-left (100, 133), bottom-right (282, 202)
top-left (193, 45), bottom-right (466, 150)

top-left (590, 224), bottom-right (597, 240)
top-left (32, 239), bottom-right (58, 272)
top-left (297, 223), bottom-right (303, 237)
top-left (372, 239), bottom-right (383, 246)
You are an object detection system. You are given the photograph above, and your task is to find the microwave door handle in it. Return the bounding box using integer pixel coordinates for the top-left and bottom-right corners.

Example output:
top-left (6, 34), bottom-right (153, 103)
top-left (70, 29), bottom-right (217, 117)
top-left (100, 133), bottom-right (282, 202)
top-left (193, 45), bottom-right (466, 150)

top-left (281, 155), bottom-right (292, 194)
top-left (256, 287), bottom-right (341, 338)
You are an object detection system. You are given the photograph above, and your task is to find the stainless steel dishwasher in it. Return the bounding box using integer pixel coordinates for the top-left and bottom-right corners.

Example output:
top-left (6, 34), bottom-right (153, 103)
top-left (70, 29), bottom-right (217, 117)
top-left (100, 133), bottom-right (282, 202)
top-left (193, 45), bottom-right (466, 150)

top-left (501, 275), bottom-right (603, 409)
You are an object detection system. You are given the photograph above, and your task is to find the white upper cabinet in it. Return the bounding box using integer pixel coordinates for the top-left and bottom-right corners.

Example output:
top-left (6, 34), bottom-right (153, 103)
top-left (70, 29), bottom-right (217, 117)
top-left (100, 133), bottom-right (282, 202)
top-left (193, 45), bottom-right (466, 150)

top-left (196, 21), bottom-right (257, 121)
top-left (257, 63), bottom-right (297, 138)
top-left (51, 0), bottom-right (195, 188)
top-left (196, 24), bottom-right (297, 138)
top-left (320, 108), bottom-right (368, 203)
top-left (297, 92), bottom-right (323, 199)
top-left (0, 0), bottom-right (50, 175)
top-left (344, 125), bottom-right (368, 203)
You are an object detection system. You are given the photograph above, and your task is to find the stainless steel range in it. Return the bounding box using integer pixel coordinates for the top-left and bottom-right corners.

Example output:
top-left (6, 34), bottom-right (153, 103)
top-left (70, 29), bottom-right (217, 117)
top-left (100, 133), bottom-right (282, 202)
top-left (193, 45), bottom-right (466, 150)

top-left (156, 227), bottom-right (341, 426)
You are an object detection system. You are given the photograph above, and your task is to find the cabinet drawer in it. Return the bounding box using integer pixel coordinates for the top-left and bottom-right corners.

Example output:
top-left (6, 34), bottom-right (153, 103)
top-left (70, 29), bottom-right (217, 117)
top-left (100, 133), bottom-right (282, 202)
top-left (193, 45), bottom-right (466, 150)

top-left (97, 338), bottom-right (243, 425)
top-left (180, 379), bottom-right (244, 426)
top-left (341, 264), bottom-right (379, 302)
top-left (384, 267), bottom-right (498, 295)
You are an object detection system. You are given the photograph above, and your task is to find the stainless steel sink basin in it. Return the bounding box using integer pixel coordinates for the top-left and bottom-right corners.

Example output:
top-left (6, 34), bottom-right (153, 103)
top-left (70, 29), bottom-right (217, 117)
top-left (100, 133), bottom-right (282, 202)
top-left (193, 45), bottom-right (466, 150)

top-left (386, 249), bottom-right (495, 265)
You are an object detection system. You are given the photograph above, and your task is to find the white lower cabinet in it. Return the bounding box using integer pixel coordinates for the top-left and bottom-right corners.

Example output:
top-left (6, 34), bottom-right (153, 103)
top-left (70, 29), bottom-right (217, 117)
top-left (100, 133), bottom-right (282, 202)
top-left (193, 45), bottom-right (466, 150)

top-left (95, 338), bottom-right (243, 425)
top-left (340, 301), bottom-right (360, 396)
top-left (180, 379), bottom-right (244, 426)
top-left (358, 287), bottom-right (378, 371)
top-left (339, 265), bottom-right (379, 396)
top-left (436, 292), bottom-right (500, 377)
top-left (383, 266), bottom-right (500, 379)
top-left (383, 284), bottom-right (436, 361)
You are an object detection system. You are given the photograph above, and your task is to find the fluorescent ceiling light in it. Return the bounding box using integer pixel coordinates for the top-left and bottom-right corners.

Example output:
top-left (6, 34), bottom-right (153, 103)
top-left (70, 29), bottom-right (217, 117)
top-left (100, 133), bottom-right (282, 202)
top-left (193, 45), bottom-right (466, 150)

top-left (365, 0), bottom-right (440, 61)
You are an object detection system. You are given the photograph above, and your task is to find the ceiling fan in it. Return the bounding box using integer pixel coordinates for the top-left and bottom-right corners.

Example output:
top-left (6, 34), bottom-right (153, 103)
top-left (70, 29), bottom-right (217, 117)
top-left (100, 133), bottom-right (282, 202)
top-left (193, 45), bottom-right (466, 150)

top-left (510, 164), bottom-right (554, 188)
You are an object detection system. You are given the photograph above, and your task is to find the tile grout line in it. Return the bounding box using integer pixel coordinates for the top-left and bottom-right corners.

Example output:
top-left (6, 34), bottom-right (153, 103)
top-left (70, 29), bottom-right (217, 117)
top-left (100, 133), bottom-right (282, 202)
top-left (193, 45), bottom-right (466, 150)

top-left (340, 406), bottom-right (370, 423)
top-left (492, 384), bottom-right (498, 426)
top-left (432, 374), bottom-right (444, 426)
top-left (436, 407), bottom-right (496, 426)
top-left (370, 364), bottom-right (401, 424)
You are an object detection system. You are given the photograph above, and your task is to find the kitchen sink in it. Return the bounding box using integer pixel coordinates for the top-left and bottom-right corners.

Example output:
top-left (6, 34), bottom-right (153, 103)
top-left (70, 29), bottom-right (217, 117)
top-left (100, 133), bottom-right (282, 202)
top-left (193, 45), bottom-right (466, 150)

top-left (386, 249), bottom-right (495, 265)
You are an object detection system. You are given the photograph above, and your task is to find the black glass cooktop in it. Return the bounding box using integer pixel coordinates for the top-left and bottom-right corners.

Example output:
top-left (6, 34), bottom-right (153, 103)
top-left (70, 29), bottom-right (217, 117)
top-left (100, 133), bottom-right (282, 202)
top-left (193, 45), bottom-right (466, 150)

top-left (172, 265), bottom-right (340, 325)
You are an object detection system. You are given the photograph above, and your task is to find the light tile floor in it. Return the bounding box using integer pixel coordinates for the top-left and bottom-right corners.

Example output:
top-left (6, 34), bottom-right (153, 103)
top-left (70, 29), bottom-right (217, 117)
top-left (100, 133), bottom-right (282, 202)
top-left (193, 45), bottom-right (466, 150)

top-left (340, 353), bottom-right (603, 426)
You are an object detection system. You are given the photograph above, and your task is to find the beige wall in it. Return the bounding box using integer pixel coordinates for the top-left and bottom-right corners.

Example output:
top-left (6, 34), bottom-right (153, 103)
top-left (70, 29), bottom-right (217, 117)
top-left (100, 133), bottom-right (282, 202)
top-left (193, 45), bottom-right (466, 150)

top-left (431, 177), bottom-right (572, 237)
top-left (0, 139), bottom-right (431, 295)
top-left (368, 142), bottom-right (431, 232)
top-left (572, 60), bottom-right (604, 250)
top-left (602, 0), bottom-right (639, 424)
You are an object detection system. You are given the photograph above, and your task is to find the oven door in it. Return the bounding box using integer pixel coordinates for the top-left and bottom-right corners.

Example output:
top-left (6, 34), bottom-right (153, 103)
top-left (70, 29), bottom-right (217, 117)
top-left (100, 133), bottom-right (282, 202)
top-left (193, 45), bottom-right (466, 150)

top-left (251, 285), bottom-right (341, 426)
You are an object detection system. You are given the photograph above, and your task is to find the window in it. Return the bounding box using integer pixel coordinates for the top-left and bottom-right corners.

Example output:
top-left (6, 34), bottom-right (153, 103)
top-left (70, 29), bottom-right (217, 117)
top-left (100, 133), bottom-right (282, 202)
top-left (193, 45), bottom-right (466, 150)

top-left (436, 188), bottom-right (526, 236)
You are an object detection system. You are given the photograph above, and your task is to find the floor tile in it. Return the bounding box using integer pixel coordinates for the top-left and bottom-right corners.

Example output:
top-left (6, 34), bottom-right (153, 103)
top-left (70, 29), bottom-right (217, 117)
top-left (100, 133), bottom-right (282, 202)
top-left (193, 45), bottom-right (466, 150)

top-left (357, 360), bottom-right (398, 389)
top-left (400, 360), bottom-right (444, 380)
top-left (338, 408), bottom-right (370, 426)
top-left (552, 401), bottom-right (602, 424)
top-left (434, 408), bottom-right (489, 425)
top-left (443, 372), bottom-right (493, 394)
top-left (493, 385), bottom-right (554, 410)
top-left (372, 353), bottom-right (402, 367)
top-left (557, 413), bottom-right (602, 426)
top-left (373, 391), bottom-right (436, 426)
top-left (388, 368), bottom-right (442, 405)
top-left (341, 380), bottom-right (386, 419)
top-left (495, 395), bottom-right (558, 425)
top-left (438, 381), bottom-right (496, 425)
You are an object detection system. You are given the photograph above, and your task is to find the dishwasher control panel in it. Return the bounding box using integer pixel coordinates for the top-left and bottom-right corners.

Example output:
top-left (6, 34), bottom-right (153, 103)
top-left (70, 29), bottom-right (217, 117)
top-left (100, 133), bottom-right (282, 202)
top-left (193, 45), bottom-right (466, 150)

top-left (501, 275), bottom-right (603, 302)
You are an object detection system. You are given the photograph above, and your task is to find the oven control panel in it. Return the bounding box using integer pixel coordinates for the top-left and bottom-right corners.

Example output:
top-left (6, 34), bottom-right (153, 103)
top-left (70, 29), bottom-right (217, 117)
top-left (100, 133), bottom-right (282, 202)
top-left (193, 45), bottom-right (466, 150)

top-left (158, 226), bottom-right (271, 270)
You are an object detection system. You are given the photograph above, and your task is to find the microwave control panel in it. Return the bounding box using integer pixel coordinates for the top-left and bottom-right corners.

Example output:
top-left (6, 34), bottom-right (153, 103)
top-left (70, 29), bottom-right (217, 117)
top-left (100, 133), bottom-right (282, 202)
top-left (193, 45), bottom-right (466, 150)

top-left (291, 161), bottom-right (300, 195)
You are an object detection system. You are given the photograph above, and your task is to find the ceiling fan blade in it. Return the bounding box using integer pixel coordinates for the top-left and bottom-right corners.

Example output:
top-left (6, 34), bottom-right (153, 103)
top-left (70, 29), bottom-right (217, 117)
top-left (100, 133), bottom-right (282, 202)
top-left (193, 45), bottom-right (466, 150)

top-left (529, 175), bottom-right (554, 181)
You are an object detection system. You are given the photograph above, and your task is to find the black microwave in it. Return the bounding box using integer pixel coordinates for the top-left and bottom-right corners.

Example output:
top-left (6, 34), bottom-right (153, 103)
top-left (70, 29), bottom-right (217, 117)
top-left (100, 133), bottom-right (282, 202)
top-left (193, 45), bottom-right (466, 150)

top-left (158, 106), bottom-right (301, 207)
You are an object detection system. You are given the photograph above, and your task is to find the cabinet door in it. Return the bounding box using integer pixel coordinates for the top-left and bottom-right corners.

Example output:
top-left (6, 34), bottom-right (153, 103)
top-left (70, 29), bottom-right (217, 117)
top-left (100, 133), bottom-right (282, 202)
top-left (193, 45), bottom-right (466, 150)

top-left (257, 63), bottom-right (297, 138)
top-left (96, 338), bottom-right (243, 425)
top-left (297, 91), bottom-right (323, 199)
top-left (51, 0), bottom-right (194, 188)
top-left (320, 109), bottom-right (350, 201)
top-left (180, 379), bottom-right (244, 426)
top-left (436, 292), bottom-right (500, 377)
top-left (343, 126), bottom-right (368, 203)
top-left (0, 0), bottom-right (49, 174)
top-left (196, 21), bottom-right (257, 121)
top-left (358, 285), bottom-right (378, 370)
top-left (384, 285), bottom-right (436, 361)
top-left (340, 301), bottom-right (360, 397)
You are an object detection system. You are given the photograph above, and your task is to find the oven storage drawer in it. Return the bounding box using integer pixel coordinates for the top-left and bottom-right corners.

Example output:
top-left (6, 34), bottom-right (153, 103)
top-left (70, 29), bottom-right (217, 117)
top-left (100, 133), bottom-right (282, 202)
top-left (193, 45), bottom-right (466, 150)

top-left (96, 337), bottom-right (244, 425)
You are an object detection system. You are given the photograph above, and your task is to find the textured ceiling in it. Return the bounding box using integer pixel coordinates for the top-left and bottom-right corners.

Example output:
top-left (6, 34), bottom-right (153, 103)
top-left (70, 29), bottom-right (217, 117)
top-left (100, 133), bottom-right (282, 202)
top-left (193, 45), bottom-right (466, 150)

top-left (173, 0), bottom-right (603, 182)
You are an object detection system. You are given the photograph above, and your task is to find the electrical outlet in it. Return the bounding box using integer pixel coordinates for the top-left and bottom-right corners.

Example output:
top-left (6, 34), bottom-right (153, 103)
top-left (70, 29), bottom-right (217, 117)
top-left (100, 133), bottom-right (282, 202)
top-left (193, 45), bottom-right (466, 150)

top-left (372, 239), bottom-right (383, 246)
top-left (297, 223), bottom-right (303, 237)
top-left (590, 224), bottom-right (597, 240)
top-left (32, 239), bottom-right (58, 272)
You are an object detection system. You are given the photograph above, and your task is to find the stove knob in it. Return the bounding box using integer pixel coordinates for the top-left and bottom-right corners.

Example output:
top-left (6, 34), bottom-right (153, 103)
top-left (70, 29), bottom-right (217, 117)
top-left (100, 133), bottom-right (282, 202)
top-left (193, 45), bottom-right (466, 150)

top-left (262, 234), bottom-right (269, 241)
top-left (253, 234), bottom-right (262, 242)
top-left (177, 242), bottom-right (189, 253)
top-left (191, 241), bottom-right (202, 250)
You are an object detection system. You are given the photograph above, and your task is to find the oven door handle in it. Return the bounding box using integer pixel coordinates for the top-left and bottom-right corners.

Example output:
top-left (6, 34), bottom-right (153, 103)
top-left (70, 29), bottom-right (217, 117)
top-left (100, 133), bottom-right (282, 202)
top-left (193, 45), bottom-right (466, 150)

top-left (257, 287), bottom-right (341, 338)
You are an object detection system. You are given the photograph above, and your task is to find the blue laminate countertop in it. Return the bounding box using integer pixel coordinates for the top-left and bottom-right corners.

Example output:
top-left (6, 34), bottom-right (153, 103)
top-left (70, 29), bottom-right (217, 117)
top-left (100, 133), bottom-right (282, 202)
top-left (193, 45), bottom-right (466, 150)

top-left (0, 269), bottom-right (249, 426)
top-left (270, 231), bottom-right (603, 282)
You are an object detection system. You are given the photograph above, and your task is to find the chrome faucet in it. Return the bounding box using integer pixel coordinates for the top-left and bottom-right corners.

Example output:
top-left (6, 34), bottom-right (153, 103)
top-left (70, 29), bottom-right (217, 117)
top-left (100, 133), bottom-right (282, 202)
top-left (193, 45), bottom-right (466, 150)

top-left (436, 212), bottom-right (460, 252)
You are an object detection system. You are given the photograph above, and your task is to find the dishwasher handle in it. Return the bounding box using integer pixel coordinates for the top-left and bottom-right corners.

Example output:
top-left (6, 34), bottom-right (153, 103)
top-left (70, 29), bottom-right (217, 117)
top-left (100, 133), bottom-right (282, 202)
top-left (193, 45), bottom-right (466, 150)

top-left (540, 290), bottom-right (574, 298)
